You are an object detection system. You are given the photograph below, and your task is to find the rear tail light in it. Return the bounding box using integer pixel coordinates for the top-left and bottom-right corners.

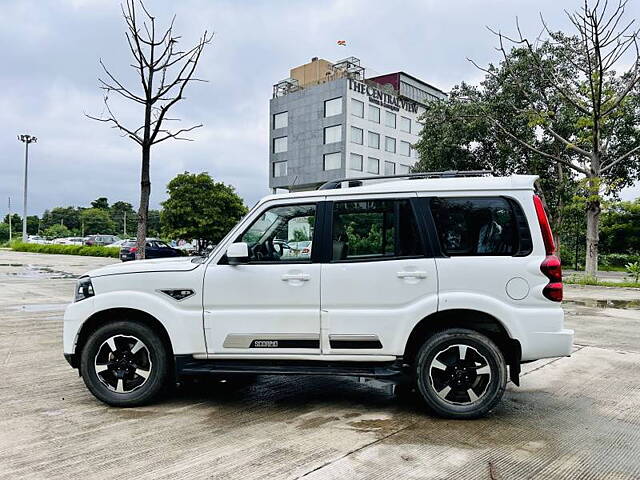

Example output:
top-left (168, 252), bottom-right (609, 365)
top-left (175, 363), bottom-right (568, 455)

top-left (302, 248), bottom-right (310, 254)
top-left (541, 255), bottom-right (563, 302)
top-left (533, 194), bottom-right (555, 255)
top-left (130, 247), bottom-right (138, 253)
top-left (534, 195), bottom-right (562, 301)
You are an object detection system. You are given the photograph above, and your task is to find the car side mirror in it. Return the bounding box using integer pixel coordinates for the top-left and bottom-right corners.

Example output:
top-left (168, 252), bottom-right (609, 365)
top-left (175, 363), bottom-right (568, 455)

top-left (226, 242), bottom-right (249, 265)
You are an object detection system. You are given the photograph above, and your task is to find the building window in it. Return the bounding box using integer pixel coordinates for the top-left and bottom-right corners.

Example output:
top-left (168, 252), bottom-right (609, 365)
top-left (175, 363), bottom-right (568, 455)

top-left (350, 153), bottom-right (363, 171)
top-left (351, 99), bottom-right (364, 118)
top-left (273, 112), bottom-right (288, 129)
top-left (413, 120), bottom-right (424, 135)
top-left (324, 152), bottom-right (342, 170)
top-left (369, 105), bottom-right (380, 123)
top-left (273, 161), bottom-right (288, 177)
top-left (399, 140), bottom-right (411, 156)
top-left (385, 136), bottom-right (396, 153)
top-left (385, 111), bottom-right (396, 128)
top-left (368, 131), bottom-right (380, 149)
top-left (367, 157), bottom-right (380, 174)
top-left (324, 97), bottom-right (342, 117)
top-left (351, 126), bottom-right (363, 145)
top-left (384, 161), bottom-right (396, 175)
top-left (273, 136), bottom-right (287, 153)
top-left (324, 125), bottom-right (342, 144)
top-left (400, 116), bottom-right (411, 133)
top-left (397, 164), bottom-right (410, 174)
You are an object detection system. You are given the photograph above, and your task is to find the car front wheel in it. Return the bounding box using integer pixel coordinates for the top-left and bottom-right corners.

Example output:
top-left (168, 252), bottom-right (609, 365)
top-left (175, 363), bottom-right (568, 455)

top-left (415, 328), bottom-right (507, 419)
top-left (80, 321), bottom-right (169, 407)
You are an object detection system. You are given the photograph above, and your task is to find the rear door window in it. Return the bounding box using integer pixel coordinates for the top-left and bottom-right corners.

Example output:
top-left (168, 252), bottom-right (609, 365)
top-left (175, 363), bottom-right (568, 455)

top-left (429, 197), bottom-right (531, 256)
top-left (331, 199), bottom-right (423, 261)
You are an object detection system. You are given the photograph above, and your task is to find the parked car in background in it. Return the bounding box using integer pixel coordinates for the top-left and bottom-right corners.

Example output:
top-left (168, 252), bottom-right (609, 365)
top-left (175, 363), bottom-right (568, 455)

top-left (119, 239), bottom-right (182, 262)
top-left (85, 235), bottom-right (121, 247)
top-left (105, 239), bottom-right (133, 249)
top-left (298, 240), bottom-right (312, 257)
top-left (53, 237), bottom-right (85, 246)
top-left (27, 235), bottom-right (48, 244)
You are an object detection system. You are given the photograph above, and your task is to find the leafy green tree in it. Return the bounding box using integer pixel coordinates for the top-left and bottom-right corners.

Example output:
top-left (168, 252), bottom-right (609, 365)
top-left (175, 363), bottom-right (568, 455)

top-left (416, 2), bottom-right (640, 275)
top-left (43, 224), bottom-right (71, 239)
top-left (3, 214), bottom-right (22, 234)
top-left (91, 197), bottom-right (110, 210)
top-left (292, 230), bottom-right (309, 242)
top-left (81, 208), bottom-right (116, 235)
top-left (147, 210), bottom-right (162, 238)
top-left (41, 207), bottom-right (82, 233)
top-left (161, 172), bottom-right (247, 251)
top-left (27, 216), bottom-right (39, 235)
top-left (600, 199), bottom-right (640, 254)
top-left (110, 201), bottom-right (137, 237)
top-left (0, 223), bottom-right (10, 243)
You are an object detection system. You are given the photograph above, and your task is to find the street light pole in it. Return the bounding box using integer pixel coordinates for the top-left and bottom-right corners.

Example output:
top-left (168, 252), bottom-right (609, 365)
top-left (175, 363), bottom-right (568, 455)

top-left (18, 134), bottom-right (37, 243)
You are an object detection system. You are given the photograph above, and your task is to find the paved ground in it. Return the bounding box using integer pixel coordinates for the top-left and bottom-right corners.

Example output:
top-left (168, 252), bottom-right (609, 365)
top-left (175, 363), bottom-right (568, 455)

top-left (1, 250), bottom-right (639, 479)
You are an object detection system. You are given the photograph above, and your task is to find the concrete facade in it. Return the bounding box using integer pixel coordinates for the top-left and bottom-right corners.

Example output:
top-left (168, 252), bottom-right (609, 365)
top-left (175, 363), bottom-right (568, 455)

top-left (269, 71), bottom-right (439, 192)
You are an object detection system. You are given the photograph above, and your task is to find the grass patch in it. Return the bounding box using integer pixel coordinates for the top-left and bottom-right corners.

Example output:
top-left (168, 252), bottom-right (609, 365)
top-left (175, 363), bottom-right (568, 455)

top-left (564, 275), bottom-right (640, 288)
top-left (11, 242), bottom-right (119, 258)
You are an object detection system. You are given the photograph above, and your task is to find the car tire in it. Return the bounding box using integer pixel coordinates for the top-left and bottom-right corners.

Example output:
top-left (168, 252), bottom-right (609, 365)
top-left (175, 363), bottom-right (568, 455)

top-left (80, 321), bottom-right (169, 407)
top-left (415, 328), bottom-right (507, 419)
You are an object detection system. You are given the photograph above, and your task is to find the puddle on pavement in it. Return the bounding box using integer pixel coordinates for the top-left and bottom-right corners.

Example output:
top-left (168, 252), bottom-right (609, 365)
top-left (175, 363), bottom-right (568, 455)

top-left (564, 298), bottom-right (640, 310)
top-left (0, 264), bottom-right (77, 279)
top-left (9, 303), bottom-right (68, 312)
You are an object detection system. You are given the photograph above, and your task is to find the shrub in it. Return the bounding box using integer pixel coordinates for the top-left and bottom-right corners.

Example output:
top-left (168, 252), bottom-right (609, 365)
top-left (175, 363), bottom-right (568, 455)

top-left (600, 253), bottom-right (640, 268)
top-left (11, 242), bottom-right (119, 258)
top-left (626, 262), bottom-right (640, 284)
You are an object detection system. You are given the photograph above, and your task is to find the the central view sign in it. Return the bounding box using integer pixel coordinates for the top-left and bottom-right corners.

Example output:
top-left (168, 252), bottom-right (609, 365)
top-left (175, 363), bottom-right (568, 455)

top-left (348, 78), bottom-right (419, 113)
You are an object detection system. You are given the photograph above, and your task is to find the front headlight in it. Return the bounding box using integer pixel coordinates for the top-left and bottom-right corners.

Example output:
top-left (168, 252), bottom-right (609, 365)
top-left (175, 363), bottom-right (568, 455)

top-left (75, 276), bottom-right (95, 302)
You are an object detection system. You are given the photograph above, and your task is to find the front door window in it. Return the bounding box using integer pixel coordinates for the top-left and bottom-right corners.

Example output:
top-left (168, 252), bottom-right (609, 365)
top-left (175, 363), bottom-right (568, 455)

top-left (237, 204), bottom-right (316, 262)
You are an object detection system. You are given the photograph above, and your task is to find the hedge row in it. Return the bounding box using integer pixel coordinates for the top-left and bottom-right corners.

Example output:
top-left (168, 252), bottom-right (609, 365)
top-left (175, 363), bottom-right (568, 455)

top-left (11, 242), bottom-right (119, 258)
top-left (599, 253), bottom-right (640, 268)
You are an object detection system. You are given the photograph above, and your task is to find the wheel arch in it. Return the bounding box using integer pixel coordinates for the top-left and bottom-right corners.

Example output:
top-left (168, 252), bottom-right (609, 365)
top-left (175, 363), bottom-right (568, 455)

top-left (74, 308), bottom-right (174, 375)
top-left (403, 309), bottom-right (522, 385)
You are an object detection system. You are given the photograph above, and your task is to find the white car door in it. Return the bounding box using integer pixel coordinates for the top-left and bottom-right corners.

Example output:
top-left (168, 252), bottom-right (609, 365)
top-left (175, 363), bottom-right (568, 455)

top-left (320, 195), bottom-right (438, 356)
top-left (203, 201), bottom-right (322, 355)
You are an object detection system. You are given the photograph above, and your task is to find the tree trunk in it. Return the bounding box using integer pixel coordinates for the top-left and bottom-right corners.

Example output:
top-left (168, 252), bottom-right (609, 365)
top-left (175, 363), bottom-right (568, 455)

top-left (136, 145), bottom-right (151, 260)
top-left (585, 196), bottom-right (600, 278)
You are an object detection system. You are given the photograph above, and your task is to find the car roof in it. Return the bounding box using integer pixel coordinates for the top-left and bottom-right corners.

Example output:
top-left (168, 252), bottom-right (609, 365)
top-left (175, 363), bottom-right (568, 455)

top-left (260, 175), bottom-right (538, 205)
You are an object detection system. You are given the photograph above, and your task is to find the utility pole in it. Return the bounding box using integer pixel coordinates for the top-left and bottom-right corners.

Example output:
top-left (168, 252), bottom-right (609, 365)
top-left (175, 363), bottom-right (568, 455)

top-left (123, 211), bottom-right (127, 237)
top-left (8, 197), bottom-right (11, 242)
top-left (18, 134), bottom-right (37, 243)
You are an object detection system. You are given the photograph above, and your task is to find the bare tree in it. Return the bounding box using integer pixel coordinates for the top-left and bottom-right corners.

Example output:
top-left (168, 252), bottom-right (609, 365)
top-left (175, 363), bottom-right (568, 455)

top-left (471, 0), bottom-right (640, 276)
top-left (88, 1), bottom-right (212, 258)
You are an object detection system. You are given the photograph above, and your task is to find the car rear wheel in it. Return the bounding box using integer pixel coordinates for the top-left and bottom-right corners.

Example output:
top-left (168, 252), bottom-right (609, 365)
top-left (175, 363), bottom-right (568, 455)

top-left (80, 321), bottom-right (169, 407)
top-left (415, 328), bottom-right (507, 419)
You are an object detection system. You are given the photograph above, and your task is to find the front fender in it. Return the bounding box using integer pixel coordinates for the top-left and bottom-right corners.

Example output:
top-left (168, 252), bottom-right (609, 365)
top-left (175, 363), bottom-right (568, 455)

top-left (63, 290), bottom-right (206, 356)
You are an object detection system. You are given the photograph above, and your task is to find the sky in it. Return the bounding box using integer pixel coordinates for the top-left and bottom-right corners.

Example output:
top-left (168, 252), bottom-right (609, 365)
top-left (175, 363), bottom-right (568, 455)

top-left (1, 0), bottom-right (639, 218)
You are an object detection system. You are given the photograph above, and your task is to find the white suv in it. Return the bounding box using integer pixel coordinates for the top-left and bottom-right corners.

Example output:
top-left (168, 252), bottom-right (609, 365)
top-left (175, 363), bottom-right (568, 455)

top-left (63, 173), bottom-right (573, 418)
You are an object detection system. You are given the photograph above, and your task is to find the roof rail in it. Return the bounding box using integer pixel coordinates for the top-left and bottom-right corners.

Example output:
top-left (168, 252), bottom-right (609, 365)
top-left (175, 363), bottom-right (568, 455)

top-left (317, 170), bottom-right (494, 190)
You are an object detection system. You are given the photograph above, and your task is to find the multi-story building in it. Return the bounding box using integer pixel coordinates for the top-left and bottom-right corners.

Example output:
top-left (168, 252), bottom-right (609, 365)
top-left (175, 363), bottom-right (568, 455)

top-left (269, 57), bottom-right (447, 192)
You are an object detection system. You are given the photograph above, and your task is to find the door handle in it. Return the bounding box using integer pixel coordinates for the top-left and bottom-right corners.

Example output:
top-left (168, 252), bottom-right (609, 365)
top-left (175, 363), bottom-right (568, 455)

top-left (397, 271), bottom-right (427, 279)
top-left (281, 273), bottom-right (311, 281)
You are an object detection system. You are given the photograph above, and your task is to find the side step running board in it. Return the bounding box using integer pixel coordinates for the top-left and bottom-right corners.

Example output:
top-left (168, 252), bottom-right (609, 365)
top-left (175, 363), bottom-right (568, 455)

top-left (175, 356), bottom-right (405, 379)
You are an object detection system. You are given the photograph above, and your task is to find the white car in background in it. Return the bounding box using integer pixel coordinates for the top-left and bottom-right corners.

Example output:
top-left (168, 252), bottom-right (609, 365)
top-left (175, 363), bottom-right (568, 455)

top-left (27, 235), bottom-right (48, 244)
top-left (63, 172), bottom-right (572, 419)
top-left (105, 239), bottom-right (133, 249)
top-left (53, 237), bottom-right (85, 246)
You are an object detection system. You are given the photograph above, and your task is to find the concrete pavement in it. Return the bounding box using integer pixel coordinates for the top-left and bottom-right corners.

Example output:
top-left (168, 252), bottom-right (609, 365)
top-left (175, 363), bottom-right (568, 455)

top-left (1, 250), bottom-right (639, 479)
